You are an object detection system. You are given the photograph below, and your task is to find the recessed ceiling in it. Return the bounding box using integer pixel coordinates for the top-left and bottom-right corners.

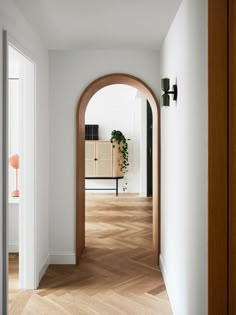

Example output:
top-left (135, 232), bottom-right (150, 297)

top-left (13, 0), bottom-right (182, 50)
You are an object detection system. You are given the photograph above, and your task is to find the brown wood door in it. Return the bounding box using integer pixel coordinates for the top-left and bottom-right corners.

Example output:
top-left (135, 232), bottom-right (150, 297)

top-left (208, 0), bottom-right (228, 314)
top-left (229, 0), bottom-right (236, 313)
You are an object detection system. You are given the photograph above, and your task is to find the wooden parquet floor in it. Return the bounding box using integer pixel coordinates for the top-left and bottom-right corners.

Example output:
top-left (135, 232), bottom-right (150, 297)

top-left (8, 194), bottom-right (172, 315)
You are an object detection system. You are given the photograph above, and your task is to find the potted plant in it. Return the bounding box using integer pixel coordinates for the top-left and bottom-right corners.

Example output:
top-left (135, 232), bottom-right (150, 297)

top-left (110, 130), bottom-right (130, 191)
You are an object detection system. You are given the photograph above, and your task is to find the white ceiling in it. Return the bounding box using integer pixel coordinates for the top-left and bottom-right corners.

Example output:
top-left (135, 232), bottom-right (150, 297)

top-left (13, 0), bottom-right (182, 50)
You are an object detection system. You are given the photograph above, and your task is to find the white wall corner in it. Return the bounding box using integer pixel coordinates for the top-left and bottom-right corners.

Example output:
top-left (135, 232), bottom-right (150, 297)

top-left (49, 253), bottom-right (76, 265)
top-left (38, 255), bottom-right (50, 283)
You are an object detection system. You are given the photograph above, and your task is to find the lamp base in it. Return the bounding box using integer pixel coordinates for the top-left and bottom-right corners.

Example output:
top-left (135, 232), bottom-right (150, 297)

top-left (11, 190), bottom-right (19, 197)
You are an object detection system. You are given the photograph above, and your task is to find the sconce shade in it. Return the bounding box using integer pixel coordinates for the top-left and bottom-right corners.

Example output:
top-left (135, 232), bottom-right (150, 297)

top-left (161, 78), bottom-right (178, 106)
top-left (162, 93), bottom-right (170, 106)
top-left (9, 154), bottom-right (19, 169)
top-left (161, 78), bottom-right (170, 92)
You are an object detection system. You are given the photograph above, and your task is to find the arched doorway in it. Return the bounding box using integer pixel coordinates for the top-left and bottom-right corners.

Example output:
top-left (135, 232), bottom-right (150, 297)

top-left (76, 73), bottom-right (160, 264)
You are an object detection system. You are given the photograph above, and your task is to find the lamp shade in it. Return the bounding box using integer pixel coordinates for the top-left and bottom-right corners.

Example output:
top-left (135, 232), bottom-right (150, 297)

top-left (161, 78), bottom-right (170, 92)
top-left (9, 154), bottom-right (19, 169)
top-left (162, 94), bottom-right (170, 106)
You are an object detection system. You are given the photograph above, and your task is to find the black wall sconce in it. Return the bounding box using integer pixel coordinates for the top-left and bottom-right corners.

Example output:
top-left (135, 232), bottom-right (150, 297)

top-left (161, 78), bottom-right (178, 106)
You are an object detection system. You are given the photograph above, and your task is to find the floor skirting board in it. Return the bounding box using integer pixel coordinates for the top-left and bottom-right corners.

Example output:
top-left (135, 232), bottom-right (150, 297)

top-left (159, 254), bottom-right (165, 279)
top-left (160, 254), bottom-right (176, 314)
top-left (39, 255), bottom-right (50, 283)
top-left (49, 254), bottom-right (76, 264)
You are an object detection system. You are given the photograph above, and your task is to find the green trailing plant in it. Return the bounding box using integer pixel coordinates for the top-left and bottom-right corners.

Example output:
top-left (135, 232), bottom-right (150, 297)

top-left (110, 130), bottom-right (130, 191)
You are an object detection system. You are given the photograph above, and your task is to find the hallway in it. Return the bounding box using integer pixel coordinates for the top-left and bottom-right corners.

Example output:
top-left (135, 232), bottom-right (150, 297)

top-left (9, 194), bottom-right (172, 314)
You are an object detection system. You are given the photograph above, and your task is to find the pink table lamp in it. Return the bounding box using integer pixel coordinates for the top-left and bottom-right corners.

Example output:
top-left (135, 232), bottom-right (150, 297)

top-left (9, 154), bottom-right (19, 197)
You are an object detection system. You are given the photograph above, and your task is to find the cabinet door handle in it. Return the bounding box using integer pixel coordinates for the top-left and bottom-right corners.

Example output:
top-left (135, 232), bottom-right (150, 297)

top-left (94, 158), bottom-right (98, 161)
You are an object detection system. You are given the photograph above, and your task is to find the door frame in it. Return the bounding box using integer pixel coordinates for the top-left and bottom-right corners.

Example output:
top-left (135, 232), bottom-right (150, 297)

top-left (2, 30), bottom-right (37, 297)
top-left (76, 73), bottom-right (161, 264)
top-left (2, 29), bottom-right (8, 315)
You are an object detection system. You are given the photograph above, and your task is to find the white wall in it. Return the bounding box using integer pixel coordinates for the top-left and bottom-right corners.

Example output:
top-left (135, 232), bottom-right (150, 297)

top-left (8, 203), bottom-right (19, 252)
top-left (85, 84), bottom-right (142, 193)
top-left (49, 50), bottom-right (160, 263)
top-left (0, 0), bottom-right (49, 299)
top-left (160, 0), bottom-right (208, 314)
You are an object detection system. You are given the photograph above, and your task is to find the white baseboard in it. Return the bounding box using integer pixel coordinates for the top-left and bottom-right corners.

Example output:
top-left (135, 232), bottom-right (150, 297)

top-left (49, 253), bottom-right (76, 264)
top-left (160, 253), bottom-right (175, 314)
top-left (8, 244), bottom-right (19, 253)
top-left (159, 253), bottom-right (166, 281)
top-left (39, 255), bottom-right (49, 282)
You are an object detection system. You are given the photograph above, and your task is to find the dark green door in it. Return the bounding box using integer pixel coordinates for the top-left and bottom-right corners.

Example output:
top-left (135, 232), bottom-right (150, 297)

top-left (147, 100), bottom-right (153, 197)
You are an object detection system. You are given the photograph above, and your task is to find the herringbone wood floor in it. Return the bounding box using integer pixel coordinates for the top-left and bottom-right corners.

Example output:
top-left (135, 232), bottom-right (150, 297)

top-left (9, 194), bottom-right (172, 314)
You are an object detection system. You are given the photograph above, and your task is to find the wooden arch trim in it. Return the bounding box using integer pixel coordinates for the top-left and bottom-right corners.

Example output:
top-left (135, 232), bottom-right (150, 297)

top-left (76, 73), bottom-right (161, 264)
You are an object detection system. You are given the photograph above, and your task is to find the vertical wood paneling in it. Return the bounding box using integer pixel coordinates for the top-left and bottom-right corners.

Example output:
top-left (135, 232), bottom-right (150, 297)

top-left (229, 0), bottom-right (236, 313)
top-left (208, 0), bottom-right (228, 314)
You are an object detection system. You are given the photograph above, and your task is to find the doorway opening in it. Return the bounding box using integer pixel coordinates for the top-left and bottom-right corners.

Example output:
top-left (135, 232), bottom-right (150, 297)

top-left (84, 82), bottom-right (160, 280)
top-left (85, 84), bottom-right (147, 196)
top-left (4, 36), bottom-right (37, 311)
top-left (76, 74), bottom-right (160, 264)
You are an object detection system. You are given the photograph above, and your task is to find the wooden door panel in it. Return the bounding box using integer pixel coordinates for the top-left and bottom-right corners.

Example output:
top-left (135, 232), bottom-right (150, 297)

top-left (85, 141), bottom-right (95, 160)
top-left (229, 0), bottom-right (236, 313)
top-left (85, 160), bottom-right (95, 177)
top-left (208, 0), bottom-right (228, 314)
top-left (96, 160), bottom-right (112, 177)
top-left (96, 141), bottom-right (113, 177)
top-left (96, 142), bottom-right (112, 160)
top-left (85, 141), bottom-right (96, 177)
